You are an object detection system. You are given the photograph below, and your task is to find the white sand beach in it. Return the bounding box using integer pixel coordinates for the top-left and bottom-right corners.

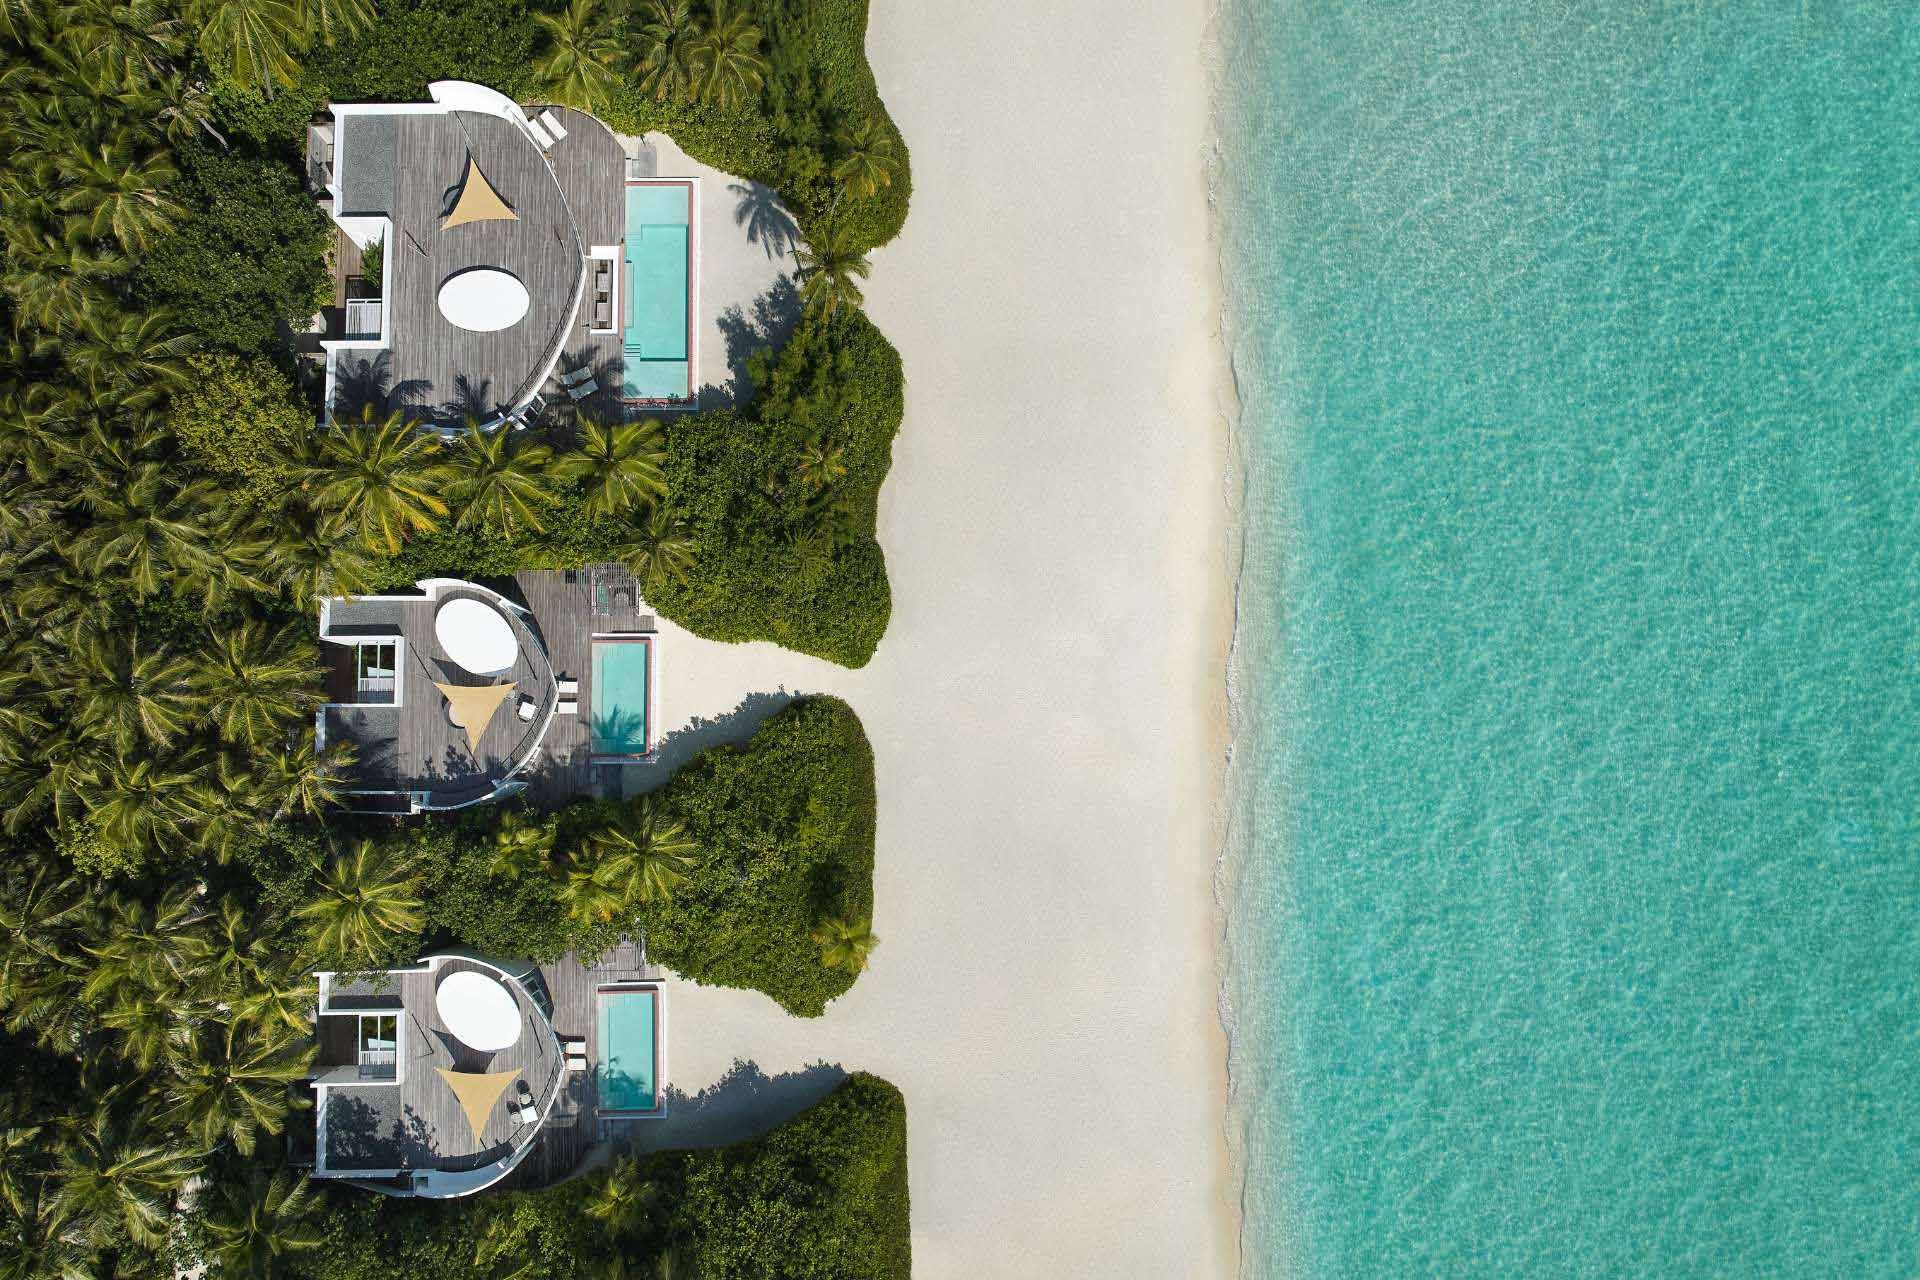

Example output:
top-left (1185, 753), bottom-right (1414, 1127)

top-left (631, 3), bottom-right (1235, 1275)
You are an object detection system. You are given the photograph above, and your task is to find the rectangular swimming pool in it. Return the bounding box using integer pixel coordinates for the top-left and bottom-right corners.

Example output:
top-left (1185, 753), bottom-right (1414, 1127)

top-left (623, 182), bottom-right (692, 403)
top-left (595, 985), bottom-right (660, 1114)
top-left (589, 637), bottom-right (650, 758)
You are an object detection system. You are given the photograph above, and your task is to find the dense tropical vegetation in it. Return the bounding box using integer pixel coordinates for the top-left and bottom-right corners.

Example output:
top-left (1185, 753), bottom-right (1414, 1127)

top-left (266, 1073), bottom-right (910, 1280)
top-left (0, 0), bottom-right (909, 1272)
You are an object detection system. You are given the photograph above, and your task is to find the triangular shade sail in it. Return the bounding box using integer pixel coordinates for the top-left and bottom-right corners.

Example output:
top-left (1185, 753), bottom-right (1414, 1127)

top-left (436, 681), bottom-right (515, 753)
top-left (434, 1067), bottom-right (519, 1143)
top-left (442, 156), bottom-right (517, 229)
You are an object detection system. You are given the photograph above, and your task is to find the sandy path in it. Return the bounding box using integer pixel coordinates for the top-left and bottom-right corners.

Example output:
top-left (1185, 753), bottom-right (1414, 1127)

top-left (635, 2), bottom-right (1235, 1274)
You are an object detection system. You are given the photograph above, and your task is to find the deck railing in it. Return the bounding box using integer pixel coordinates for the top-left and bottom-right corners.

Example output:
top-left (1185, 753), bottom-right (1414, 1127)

top-left (343, 298), bottom-right (382, 340)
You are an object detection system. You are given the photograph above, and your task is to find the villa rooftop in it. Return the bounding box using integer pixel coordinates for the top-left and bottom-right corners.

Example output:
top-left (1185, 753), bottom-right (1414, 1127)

top-left (316, 569), bottom-right (655, 813)
top-left (310, 947), bottom-right (664, 1197)
top-left (318, 92), bottom-right (627, 426)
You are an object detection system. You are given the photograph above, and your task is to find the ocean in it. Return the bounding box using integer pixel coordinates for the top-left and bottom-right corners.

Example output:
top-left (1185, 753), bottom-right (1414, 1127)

top-left (1215, 3), bottom-right (1920, 1275)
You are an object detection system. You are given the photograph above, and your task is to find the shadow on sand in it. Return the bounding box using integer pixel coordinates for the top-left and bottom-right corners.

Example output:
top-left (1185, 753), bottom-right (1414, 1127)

top-left (600, 690), bottom-right (798, 800)
top-left (627, 1058), bottom-right (848, 1155)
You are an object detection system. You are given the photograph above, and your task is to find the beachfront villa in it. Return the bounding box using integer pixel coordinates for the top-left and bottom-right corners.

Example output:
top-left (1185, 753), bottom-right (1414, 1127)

top-left (308, 948), bottom-right (664, 1197)
top-left (316, 569), bottom-right (658, 813)
top-left (306, 80), bottom-right (704, 427)
top-left (295, 84), bottom-right (800, 1199)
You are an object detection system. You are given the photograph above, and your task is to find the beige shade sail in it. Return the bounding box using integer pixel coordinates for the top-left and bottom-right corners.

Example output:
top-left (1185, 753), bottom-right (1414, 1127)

top-left (442, 156), bottom-right (517, 229)
top-left (434, 1067), bottom-right (519, 1142)
top-left (436, 681), bottom-right (516, 752)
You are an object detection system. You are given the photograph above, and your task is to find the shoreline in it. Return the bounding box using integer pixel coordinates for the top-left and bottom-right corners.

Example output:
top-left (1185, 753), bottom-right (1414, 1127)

top-left (641, 2), bottom-right (1239, 1273)
top-left (1203, 1), bottom-right (1254, 1275)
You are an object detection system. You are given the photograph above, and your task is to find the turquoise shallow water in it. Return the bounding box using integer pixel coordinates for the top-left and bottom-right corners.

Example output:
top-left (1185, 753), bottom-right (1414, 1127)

top-left (1216, 4), bottom-right (1920, 1274)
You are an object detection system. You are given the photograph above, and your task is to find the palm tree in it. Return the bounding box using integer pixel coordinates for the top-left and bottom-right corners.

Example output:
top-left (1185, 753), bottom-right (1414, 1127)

top-left (792, 222), bottom-right (870, 318)
top-left (247, 732), bottom-right (354, 823)
top-left (794, 434), bottom-right (847, 492)
top-left (297, 0), bottom-right (373, 47)
top-left (691, 0), bottom-right (766, 110)
top-left (0, 224), bottom-right (123, 334)
top-left (86, 752), bottom-right (219, 859)
top-left (54, 138), bottom-right (182, 252)
top-left (631, 0), bottom-right (698, 103)
top-left (167, 1017), bottom-right (313, 1155)
top-left (552, 416), bottom-right (667, 518)
top-left (305, 413), bottom-right (448, 553)
top-left (488, 809), bottom-right (555, 880)
top-left (73, 464), bottom-right (218, 598)
top-left (257, 503), bottom-right (375, 604)
top-left (558, 857), bottom-right (626, 928)
top-left (533, 0), bottom-right (626, 114)
top-left (55, 310), bottom-right (195, 411)
top-left (832, 117), bottom-right (900, 200)
top-left (71, 629), bottom-right (200, 751)
top-left (189, 621), bottom-right (320, 749)
top-left (444, 422), bottom-right (553, 535)
top-left (199, 1167), bottom-right (323, 1279)
top-left (0, 1179), bottom-right (96, 1280)
top-left (182, 0), bottom-right (304, 94)
top-left (294, 840), bottom-right (423, 963)
top-left (588, 797), bottom-right (699, 904)
top-left (611, 506), bottom-right (696, 593)
top-left (810, 913), bottom-right (877, 974)
top-left (53, 1096), bottom-right (201, 1250)
top-left (582, 1156), bottom-right (666, 1238)
top-left (79, 886), bottom-right (208, 1005)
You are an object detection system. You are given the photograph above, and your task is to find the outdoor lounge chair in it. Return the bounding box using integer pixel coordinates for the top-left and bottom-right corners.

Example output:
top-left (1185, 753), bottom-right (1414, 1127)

top-left (593, 299), bottom-right (611, 327)
top-left (557, 699), bottom-right (578, 716)
top-left (539, 109), bottom-right (568, 141)
top-left (556, 677), bottom-right (579, 697)
top-left (524, 116), bottom-right (555, 148)
top-left (566, 377), bottom-right (599, 401)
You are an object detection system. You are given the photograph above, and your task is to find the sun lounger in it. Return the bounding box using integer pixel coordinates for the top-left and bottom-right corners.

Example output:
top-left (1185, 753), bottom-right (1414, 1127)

top-left (539, 109), bottom-right (568, 141)
top-left (556, 677), bottom-right (579, 697)
top-left (557, 699), bottom-right (578, 715)
top-left (524, 116), bottom-right (555, 147)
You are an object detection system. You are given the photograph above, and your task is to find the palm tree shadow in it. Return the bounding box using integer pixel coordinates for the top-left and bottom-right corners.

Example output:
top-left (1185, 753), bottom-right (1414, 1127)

top-left (623, 1059), bottom-right (848, 1156)
top-left (597, 690), bottom-right (797, 801)
top-left (730, 181), bottom-right (798, 259)
top-left (334, 351), bottom-right (432, 423)
top-left (702, 275), bottom-right (803, 410)
top-left (439, 373), bottom-right (495, 423)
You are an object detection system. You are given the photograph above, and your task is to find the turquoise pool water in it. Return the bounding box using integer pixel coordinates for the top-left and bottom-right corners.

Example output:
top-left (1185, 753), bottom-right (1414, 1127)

top-left (622, 183), bottom-right (690, 402)
top-left (1218, 2), bottom-right (1920, 1274)
top-left (589, 639), bottom-right (649, 756)
top-left (595, 987), bottom-right (657, 1112)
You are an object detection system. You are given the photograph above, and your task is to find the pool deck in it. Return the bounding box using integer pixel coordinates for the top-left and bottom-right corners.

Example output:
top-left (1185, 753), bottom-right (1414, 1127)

top-left (507, 944), bottom-right (666, 1190)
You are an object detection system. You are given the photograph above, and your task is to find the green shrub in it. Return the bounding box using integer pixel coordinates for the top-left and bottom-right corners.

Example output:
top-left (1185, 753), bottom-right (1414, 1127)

top-left (171, 353), bottom-right (312, 498)
top-left (414, 813), bottom-right (586, 961)
top-left (650, 310), bottom-right (903, 667)
top-left (665, 1073), bottom-right (911, 1280)
top-left (136, 142), bottom-right (332, 355)
top-left (641, 696), bottom-right (877, 1015)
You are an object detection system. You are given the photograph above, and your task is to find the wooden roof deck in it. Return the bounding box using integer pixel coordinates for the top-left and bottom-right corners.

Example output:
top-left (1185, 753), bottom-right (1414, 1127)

top-left (316, 945), bottom-right (663, 1188)
top-left (328, 105), bottom-right (626, 426)
top-left (321, 583), bottom-right (557, 809)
